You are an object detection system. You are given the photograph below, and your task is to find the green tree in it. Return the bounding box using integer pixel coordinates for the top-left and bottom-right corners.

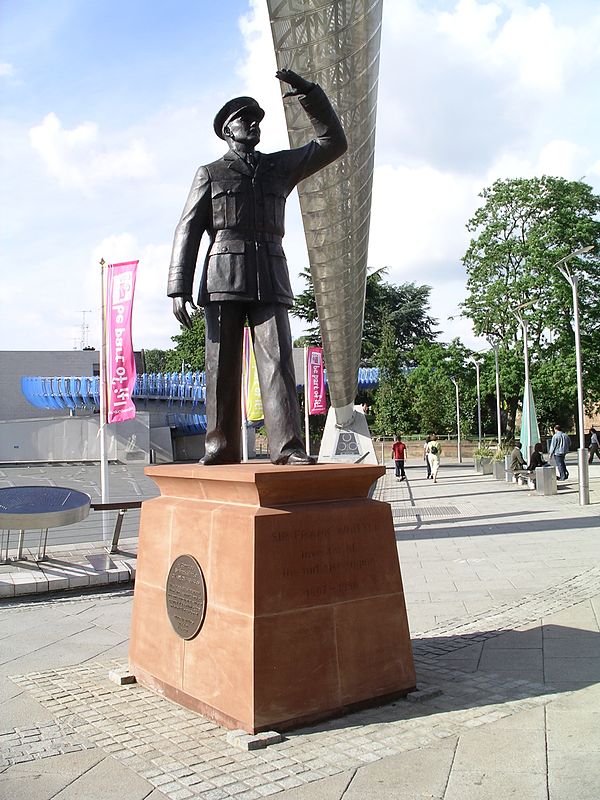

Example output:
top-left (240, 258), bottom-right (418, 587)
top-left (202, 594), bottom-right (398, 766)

top-left (142, 348), bottom-right (170, 373)
top-left (372, 316), bottom-right (412, 436)
top-left (406, 339), bottom-right (473, 436)
top-left (163, 311), bottom-right (206, 372)
top-left (292, 267), bottom-right (437, 362)
top-left (461, 176), bottom-right (600, 430)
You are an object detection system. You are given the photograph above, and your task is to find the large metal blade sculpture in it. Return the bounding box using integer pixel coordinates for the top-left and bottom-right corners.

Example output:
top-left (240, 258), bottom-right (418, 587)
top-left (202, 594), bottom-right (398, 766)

top-left (266, 0), bottom-right (383, 425)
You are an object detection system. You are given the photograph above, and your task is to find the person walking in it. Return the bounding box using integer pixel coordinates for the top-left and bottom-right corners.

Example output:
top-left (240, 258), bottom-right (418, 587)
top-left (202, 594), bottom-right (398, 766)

top-left (423, 434), bottom-right (432, 479)
top-left (548, 424), bottom-right (571, 481)
top-left (425, 434), bottom-right (442, 483)
top-left (392, 435), bottom-right (407, 481)
top-left (589, 427), bottom-right (600, 464)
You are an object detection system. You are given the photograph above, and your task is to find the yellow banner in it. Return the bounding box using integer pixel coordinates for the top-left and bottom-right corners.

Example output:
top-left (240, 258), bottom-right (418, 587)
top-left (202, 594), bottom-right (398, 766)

top-left (243, 328), bottom-right (263, 422)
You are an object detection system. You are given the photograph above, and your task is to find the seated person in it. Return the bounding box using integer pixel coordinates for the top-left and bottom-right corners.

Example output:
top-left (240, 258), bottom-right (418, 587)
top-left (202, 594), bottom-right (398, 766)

top-left (526, 442), bottom-right (546, 472)
top-left (510, 442), bottom-right (526, 474)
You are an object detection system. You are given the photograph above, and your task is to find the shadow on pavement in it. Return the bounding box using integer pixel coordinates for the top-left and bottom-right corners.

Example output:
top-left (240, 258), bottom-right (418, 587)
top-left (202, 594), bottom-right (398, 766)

top-left (395, 514), bottom-right (600, 540)
top-left (287, 624), bottom-right (600, 738)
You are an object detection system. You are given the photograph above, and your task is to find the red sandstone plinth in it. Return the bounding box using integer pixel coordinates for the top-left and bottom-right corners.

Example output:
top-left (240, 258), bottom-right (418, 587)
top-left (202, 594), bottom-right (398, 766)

top-left (129, 462), bottom-right (416, 733)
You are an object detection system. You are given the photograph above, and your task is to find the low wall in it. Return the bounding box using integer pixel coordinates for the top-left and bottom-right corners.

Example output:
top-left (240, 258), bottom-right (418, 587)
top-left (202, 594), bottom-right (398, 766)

top-left (0, 414), bottom-right (153, 464)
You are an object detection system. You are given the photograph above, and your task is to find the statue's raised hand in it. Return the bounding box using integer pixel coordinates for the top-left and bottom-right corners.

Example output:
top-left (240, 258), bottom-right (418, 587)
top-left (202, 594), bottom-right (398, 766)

top-left (276, 69), bottom-right (315, 98)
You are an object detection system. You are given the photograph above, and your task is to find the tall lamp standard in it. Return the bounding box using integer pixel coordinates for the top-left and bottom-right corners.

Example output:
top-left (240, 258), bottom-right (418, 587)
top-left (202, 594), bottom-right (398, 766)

top-left (450, 376), bottom-right (461, 463)
top-left (512, 299), bottom-right (536, 459)
top-left (487, 338), bottom-right (503, 449)
top-left (554, 245), bottom-right (594, 506)
top-left (468, 356), bottom-right (483, 449)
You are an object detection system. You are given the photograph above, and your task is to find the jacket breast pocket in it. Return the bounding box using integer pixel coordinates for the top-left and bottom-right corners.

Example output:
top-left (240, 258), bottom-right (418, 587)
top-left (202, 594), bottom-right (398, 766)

top-left (207, 240), bottom-right (246, 294)
top-left (263, 188), bottom-right (286, 233)
top-left (211, 180), bottom-right (246, 228)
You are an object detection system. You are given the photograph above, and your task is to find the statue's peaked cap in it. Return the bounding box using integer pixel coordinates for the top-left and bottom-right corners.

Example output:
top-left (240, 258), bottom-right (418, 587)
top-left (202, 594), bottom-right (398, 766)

top-left (213, 97), bottom-right (265, 139)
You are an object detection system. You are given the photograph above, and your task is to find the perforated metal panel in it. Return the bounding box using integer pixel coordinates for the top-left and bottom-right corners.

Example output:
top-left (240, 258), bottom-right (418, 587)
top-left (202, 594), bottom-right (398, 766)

top-left (266, 0), bottom-right (383, 416)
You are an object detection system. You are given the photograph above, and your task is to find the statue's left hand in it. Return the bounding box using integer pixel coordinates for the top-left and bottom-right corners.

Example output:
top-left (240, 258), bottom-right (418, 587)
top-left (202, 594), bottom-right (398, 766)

top-left (276, 69), bottom-right (315, 98)
top-left (172, 295), bottom-right (198, 330)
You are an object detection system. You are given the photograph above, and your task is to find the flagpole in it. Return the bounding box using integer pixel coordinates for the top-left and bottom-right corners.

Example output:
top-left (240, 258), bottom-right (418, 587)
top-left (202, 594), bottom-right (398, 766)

top-left (99, 259), bottom-right (110, 538)
top-left (241, 330), bottom-right (248, 463)
top-left (304, 346), bottom-right (310, 456)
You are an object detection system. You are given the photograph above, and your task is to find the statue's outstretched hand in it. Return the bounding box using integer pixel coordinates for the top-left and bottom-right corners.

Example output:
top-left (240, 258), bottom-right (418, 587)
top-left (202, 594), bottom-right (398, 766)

top-left (276, 69), bottom-right (315, 98)
top-left (172, 295), bottom-right (198, 330)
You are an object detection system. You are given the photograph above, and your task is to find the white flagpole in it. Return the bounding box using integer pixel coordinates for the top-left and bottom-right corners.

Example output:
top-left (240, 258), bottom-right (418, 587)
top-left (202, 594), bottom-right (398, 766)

top-left (304, 346), bottom-right (310, 456)
top-left (241, 330), bottom-right (248, 463)
top-left (99, 259), bottom-right (110, 538)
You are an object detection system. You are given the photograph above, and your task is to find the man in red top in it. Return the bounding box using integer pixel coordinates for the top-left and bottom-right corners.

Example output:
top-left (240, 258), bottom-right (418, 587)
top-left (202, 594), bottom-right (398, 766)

top-left (392, 434), bottom-right (408, 481)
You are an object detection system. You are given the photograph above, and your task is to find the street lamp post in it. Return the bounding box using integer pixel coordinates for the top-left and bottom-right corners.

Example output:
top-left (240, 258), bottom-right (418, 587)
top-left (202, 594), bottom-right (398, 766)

top-left (554, 245), bottom-right (594, 506)
top-left (487, 339), bottom-right (503, 449)
top-left (468, 356), bottom-right (482, 449)
top-left (450, 376), bottom-right (461, 463)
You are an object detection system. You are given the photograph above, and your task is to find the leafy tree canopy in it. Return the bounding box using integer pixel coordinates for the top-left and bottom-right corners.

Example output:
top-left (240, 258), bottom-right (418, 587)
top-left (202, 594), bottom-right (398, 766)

top-left (462, 176), bottom-right (600, 348)
top-left (165, 310), bottom-right (206, 371)
top-left (141, 312), bottom-right (206, 374)
top-left (292, 267), bottom-right (437, 364)
top-left (461, 176), bottom-right (600, 420)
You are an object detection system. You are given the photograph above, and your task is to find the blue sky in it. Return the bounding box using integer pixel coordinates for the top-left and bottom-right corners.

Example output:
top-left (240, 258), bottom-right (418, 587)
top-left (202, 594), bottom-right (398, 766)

top-left (2, 0), bottom-right (600, 354)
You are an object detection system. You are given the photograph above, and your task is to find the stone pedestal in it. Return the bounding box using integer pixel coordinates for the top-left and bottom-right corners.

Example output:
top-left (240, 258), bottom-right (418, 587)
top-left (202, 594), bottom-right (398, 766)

top-left (129, 462), bottom-right (416, 734)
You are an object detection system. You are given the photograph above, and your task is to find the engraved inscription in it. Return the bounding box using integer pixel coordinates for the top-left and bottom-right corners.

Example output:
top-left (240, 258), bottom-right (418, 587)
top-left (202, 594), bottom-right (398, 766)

top-left (272, 520), bottom-right (377, 601)
top-left (165, 555), bottom-right (206, 640)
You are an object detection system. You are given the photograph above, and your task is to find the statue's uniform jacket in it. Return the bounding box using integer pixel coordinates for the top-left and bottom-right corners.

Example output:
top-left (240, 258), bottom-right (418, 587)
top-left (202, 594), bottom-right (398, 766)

top-left (167, 85), bottom-right (347, 306)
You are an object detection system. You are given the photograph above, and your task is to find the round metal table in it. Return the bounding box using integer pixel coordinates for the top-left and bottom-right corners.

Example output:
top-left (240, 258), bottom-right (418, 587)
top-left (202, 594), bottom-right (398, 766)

top-left (0, 486), bottom-right (91, 562)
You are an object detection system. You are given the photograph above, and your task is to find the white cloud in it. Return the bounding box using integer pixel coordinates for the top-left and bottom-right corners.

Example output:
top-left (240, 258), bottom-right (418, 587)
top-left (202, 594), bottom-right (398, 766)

top-left (369, 164), bottom-right (481, 273)
top-left (0, 62), bottom-right (15, 77)
top-left (492, 3), bottom-right (572, 92)
top-left (437, 0), bottom-right (503, 50)
top-left (29, 112), bottom-right (155, 192)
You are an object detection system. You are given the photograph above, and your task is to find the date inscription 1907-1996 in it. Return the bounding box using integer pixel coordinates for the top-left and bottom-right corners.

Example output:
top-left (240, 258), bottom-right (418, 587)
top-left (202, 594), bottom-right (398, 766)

top-left (165, 555), bottom-right (206, 640)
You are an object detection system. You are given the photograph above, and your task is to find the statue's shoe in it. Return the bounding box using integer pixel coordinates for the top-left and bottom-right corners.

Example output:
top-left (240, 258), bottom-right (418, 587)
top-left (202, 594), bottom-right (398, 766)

top-left (274, 451), bottom-right (317, 466)
top-left (200, 452), bottom-right (239, 466)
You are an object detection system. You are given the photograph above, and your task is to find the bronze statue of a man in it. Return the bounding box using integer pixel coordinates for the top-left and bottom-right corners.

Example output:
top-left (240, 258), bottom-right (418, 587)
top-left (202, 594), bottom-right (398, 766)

top-left (167, 70), bottom-right (347, 465)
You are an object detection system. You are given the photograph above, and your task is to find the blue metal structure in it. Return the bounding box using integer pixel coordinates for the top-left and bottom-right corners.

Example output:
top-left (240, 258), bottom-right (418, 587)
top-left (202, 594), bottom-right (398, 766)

top-left (20, 368), bottom-right (380, 434)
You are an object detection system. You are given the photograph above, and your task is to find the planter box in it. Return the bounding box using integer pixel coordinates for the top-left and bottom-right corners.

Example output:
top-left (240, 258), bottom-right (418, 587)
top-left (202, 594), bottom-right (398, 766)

top-left (480, 457), bottom-right (493, 475)
top-left (492, 461), bottom-right (505, 480)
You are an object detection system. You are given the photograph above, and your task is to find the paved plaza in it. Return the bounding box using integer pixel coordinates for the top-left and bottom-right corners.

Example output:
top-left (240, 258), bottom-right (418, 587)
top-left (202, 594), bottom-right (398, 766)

top-left (0, 457), bottom-right (599, 799)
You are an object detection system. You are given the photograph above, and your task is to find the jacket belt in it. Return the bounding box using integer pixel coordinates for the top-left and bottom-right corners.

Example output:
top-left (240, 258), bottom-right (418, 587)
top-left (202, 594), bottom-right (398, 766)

top-left (213, 230), bottom-right (283, 244)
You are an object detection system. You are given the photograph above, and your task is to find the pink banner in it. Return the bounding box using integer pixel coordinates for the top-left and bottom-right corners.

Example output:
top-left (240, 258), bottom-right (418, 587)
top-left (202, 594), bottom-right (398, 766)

top-left (307, 346), bottom-right (326, 415)
top-left (105, 261), bottom-right (138, 423)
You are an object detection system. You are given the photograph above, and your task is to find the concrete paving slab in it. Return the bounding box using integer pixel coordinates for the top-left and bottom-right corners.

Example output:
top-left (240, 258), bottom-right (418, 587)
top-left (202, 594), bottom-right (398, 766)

top-left (444, 769), bottom-right (548, 800)
top-left (543, 657), bottom-right (600, 684)
top-left (452, 727), bottom-right (547, 774)
top-left (546, 709), bottom-right (600, 751)
top-left (478, 648), bottom-right (543, 671)
top-left (1, 688), bottom-right (56, 729)
top-left (548, 773), bottom-right (600, 800)
top-left (343, 738), bottom-right (457, 799)
top-left (250, 770), bottom-right (355, 800)
top-left (0, 750), bottom-right (104, 800)
top-left (50, 754), bottom-right (159, 800)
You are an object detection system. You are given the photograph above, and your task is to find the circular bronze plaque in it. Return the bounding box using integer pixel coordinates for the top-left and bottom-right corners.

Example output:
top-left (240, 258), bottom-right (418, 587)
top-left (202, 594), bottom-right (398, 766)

top-left (165, 555), bottom-right (207, 640)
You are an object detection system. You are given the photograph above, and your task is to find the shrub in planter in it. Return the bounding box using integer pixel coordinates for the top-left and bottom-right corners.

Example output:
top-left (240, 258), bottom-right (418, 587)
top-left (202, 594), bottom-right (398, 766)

top-left (473, 445), bottom-right (495, 473)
